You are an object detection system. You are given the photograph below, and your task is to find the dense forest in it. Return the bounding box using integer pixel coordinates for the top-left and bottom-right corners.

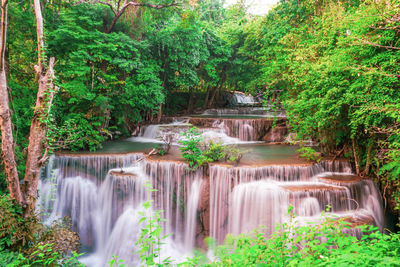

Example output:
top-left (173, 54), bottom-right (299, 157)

top-left (0, 0), bottom-right (399, 266)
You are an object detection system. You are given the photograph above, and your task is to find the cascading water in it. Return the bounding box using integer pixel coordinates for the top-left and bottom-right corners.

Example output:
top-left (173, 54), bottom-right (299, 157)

top-left (38, 114), bottom-right (386, 265)
top-left (202, 107), bottom-right (286, 118)
top-left (208, 160), bottom-right (384, 244)
top-left (39, 154), bottom-right (205, 266)
top-left (130, 120), bottom-right (190, 143)
top-left (228, 92), bottom-right (259, 106)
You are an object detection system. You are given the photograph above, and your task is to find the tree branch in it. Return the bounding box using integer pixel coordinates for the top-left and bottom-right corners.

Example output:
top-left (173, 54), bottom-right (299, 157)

top-left (352, 36), bottom-right (400, 50)
top-left (76, 0), bottom-right (179, 33)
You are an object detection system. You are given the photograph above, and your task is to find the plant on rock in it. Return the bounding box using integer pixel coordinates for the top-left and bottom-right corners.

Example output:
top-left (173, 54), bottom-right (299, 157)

top-left (178, 127), bottom-right (211, 170)
top-left (203, 141), bottom-right (226, 162)
top-left (179, 127), bottom-right (244, 169)
top-left (297, 146), bottom-right (322, 163)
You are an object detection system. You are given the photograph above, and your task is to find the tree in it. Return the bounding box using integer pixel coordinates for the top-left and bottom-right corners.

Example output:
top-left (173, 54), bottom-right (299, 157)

top-left (76, 0), bottom-right (180, 33)
top-left (21, 0), bottom-right (56, 215)
top-left (0, 0), bottom-right (56, 215)
top-left (0, 0), bottom-right (23, 204)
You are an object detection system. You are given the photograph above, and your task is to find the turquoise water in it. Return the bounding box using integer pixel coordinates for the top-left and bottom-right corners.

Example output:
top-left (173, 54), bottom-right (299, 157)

top-left (92, 139), bottom-right (302, 164)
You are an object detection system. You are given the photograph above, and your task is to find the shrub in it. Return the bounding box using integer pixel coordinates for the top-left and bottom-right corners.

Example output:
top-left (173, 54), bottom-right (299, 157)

top-left (0, 195), bottom-right (82, 265)
top-left (297, 146), bottom-right (322, 162)
top-left (0, 195), bottom-right (37, 249)
top-left (178, 127), bottom-right (211, 170)
top-left (210, 210), bottom-right (400, 266)
top-left (203, 142), bottom-right (226, 162)
top-left (224, 145), bottom-right (243, 165)
top-left (179, 128), bottom-right (245, 169)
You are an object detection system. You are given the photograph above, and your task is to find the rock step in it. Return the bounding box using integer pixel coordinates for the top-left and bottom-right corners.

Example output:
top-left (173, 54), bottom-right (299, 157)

top-left (319, 174), bottom-right (362, 184)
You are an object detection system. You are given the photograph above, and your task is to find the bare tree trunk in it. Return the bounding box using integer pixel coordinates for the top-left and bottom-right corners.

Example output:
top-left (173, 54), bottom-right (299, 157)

top-left (0, 0), bottom-right (23, 204)
top-left (22, 0), bottom-right (56, 215)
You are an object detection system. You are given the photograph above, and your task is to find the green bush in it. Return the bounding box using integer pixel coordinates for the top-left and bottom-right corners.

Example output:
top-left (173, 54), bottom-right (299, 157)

top-left (0, 195), bottom-right (82, 265)
top-left (178, 127), bottom-right (211, 170)
top-left (224, 145), bottom-right (244, 165)
top-left (0, 249), bottom-right (25, 266)
top-left (210, 210), bottom-right (400, 266)
top-left (203, 142), bottom-right (226, 162)
top-left (179, 128), bottom-right (244, 170)
top-left (0, 195), bottom-right (36, 249)
top-left (297, 146), bottom-right (322, 163)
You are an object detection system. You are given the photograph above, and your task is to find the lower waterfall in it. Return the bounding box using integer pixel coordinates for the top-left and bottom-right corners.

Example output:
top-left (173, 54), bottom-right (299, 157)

top-left (38, 153), bottom-right (384, 266)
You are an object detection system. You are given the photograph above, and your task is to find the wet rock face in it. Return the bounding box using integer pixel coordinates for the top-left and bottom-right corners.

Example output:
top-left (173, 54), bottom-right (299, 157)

top-left (188, 117), bottom-right (287, 142)
top-left (262, 125), bottom-right (288, 142)
top-left (196, 178), bottom-right (210, 249)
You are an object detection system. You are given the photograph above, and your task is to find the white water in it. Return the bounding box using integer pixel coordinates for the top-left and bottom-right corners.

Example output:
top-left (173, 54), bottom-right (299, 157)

top-left (130, 119), bottom-right (251, 145)
top-left (39, 155), bottom-right (202, 266)
top-left (229, 92), bottom-right (259, 106)
top-left (208, 161), bottom-right (384, 243)
top-left (38, 140), bottom-right (385, 264)
top-left (202, 107), bottom-right (287, 118)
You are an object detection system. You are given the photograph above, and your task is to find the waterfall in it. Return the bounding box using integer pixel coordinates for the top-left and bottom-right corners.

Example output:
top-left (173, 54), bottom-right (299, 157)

top-left (39, 154), bottom-right (204, 266)
top-left (229, 92), bottom-right (258, 106)
top-left (184, 178), bottom-right (204, 249)
top-left (38, 147), bottom-right (384, 264)
top-left (228, 181), bottom-right (289, 237)
top-left (202, 107), bottom-right (286, 118)
top-left (208, 161), bottom-right (384, 244)
top-left (131, 119), bottom-right (190, 143)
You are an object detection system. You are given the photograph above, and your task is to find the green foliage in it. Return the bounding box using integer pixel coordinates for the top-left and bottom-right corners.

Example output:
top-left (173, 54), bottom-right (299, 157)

top-left (203, 142), bottom-right (226, 162)
top-left (178, 127), bottom-right (211, 170)
top-left (136, 182), bottom-right (172, 266)
top-left (0, 195), bottom-right (35, 249)
top-left (230, 0), bottom-right (400, 221)
top-left (179, 128), bottom-right (244, 169)
top-left (0, 195), bottom-right (82, 265)
top-left (47, 113), bottom-right (107, 152)
top-left (224, 145), bottom-right (243, 165)
top-left (0, 249), bottom-right (25, 266)
top-left (46, 3), bottom-right (165, 150)
top-left (108, 255), bottom-right (127, 267)
top-left (297, 146), bottom-right (322, 163)
top-left (211, 209), bottom-right (400, 266)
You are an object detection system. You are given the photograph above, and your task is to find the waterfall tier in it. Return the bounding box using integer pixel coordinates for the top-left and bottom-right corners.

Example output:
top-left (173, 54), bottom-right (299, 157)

top-left (38, 153), bottom-right (384, 266)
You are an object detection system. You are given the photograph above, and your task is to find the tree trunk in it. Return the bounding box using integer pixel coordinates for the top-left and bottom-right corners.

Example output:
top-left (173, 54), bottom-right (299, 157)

top-left (157, 103), bottom-right (162, 123)
top-left (22, 0), bottom-right (56, 215)
top-left (208, 73), bottom-right (226, 108)
top-left (203, 85), bottom-right (210, 109)
top-left (362, 139), bottom-right (373, 177)
top-left (207, 86), bottom-right (217, 108)
top-left (352, 138), bottom-right (360, 176)
top-left (186, 88), bottom-right (194, 114)
top-left (0, 0), bottom-right (23, 204)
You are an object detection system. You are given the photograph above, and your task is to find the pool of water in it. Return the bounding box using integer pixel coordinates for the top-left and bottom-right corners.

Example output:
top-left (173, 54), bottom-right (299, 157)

top-left (97, 139), bottom-right (157, 153)
top-left (239, 144), bottom-right (303, 164)
top-left (91, 140), bottom-right (305, 166)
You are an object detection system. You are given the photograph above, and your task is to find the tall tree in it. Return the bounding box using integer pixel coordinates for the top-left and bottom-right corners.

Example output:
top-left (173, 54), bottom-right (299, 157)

top-left (0, 0), bottom-right (56, 215)
top-left (0, 0), bottom-right (23, 204)
top-left (21, 0), bottom-right (56, 214)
